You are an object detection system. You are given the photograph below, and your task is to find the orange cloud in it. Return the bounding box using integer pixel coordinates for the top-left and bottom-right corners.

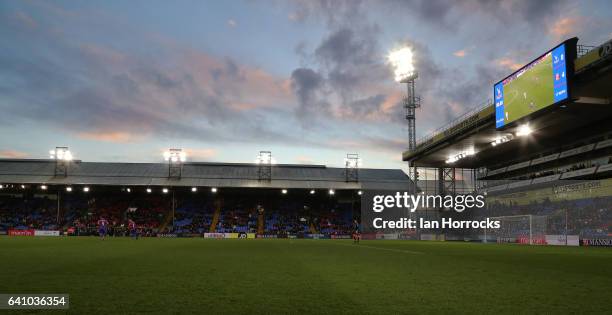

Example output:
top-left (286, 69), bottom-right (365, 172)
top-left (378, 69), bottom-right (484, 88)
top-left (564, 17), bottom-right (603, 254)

top-left (185, 148), bottom-right (217, 160)
top-left (0, 150), bottom-right (29, 158)
top-left (495, 57), bottom-right (522, 71)
top-left (78, 131), bottom-right (137, 143)
top-left (453, 49), bottom-right (466, 57)
top-left (549, 17), bottom-right (580, 40)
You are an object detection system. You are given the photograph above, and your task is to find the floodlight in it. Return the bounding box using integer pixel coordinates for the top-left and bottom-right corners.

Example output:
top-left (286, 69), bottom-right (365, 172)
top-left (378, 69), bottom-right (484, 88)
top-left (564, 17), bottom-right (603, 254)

top-left (344, 157), bottom-right (362, 168)
top-left (146, 188), bottom-right (152, 193)
top-left (388, 46), bottom-right (416, 83)
top-left (256, 151), bottom-right (276, 164)
top-left (0, 184), bottom-right (3, 189)
top-left (162, 188), bottom-right (168, 194)
top-left (516, 124), bottom-right (533, 137)
top-left (211, 187), bottom-right (218, 193)
top-left (50, 147), bottom-right (73, 161)
top-left (163, 149), bottom-right (186, 162)
top-left (126, 188), bottom-right (131, 193)
top-left (21, 185), bottom-right (26, 189)
top-left (191, 187), bottom-right (197, 192)
top-left (66, 187), bottom-right (72, 192)
top-left (310, 190), bottom-right (315, 194)
top-left (358, 190), bottom-right (363, 195)
top-left (329, 189), bottom-right (335, 195)
top-left (83, 187), bottom-right (90, 192)
top-left (281, 189), bottom-right (287, 194)
top-left (40, 185), bottom-right (48, 190)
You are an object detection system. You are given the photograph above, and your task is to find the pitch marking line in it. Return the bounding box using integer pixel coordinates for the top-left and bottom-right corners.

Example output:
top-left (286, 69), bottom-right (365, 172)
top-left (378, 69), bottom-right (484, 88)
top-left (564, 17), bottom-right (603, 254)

top-left (333, 242), bottom-right (425, 255)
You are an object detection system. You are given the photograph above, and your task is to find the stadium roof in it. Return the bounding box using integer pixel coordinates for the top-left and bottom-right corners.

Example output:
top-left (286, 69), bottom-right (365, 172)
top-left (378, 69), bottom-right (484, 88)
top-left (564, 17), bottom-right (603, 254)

top-left (403, 38), bottom-right (612, 169)
top-left (0, 159), bottom-right (412, 191)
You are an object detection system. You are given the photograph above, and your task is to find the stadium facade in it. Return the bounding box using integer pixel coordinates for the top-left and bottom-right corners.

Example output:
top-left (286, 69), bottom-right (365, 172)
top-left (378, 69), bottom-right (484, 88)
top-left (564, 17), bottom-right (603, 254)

top-left (402, 37), bottom-right (612, 245)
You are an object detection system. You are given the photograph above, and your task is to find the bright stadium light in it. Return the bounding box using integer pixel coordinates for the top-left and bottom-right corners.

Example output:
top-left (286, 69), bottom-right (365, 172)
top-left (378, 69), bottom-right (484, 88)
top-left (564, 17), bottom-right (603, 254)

top-left (0, 184), bottom-right (3, 189)
top-left (49, 147), bottom-right (73, 161)
top-left (83, 187), bottom-right (90, 192)
top-left (211, 187), bottom-right (218, 193)
top-left (40, 185), bottom-right (48, 190)
top-left (329, 189), bottom-right (335, 195)
top-left (281, 189), bottom-right (288, 194)
top-left (516, 124), bottom-right (533, 137)
top-left (358, 190), bottom-right (363, 195)
top-left (66, 187), bottom-right (72, 192)
top-left (344, 156), bottom-right (362, 168)
top-left (162, 188), bottom-right (169, 194)
top-left (255, 151), bottom-right (276, 164)
top-left (163, 149), bottom-right (186, 162)
top-left (146, 188), bottom-right (152, 193)
top-left (126, 188), bottom-right (131, 193)
top-left (446, 148), bottom-right (476, 164)
top-left (21, 185), bottom-right (26, 189)
top-left (191, 187), bottom-right (197, 192)
top-left (388, 46), bottom-right (416, 83)
top-left (310, 189), bottom-right (315, 195)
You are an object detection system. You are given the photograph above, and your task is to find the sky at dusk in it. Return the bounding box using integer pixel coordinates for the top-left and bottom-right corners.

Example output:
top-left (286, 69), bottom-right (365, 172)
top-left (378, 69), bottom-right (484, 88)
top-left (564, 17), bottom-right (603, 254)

top-left (1, 0), bottom-right (611, 170)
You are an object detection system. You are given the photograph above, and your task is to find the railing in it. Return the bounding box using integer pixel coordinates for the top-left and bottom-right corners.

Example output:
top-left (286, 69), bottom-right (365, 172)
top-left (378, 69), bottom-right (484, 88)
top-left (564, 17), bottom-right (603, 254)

top-left (577, 44), bottom-right (596, 58)
top-left (414, 99), bottom-right (492, 148)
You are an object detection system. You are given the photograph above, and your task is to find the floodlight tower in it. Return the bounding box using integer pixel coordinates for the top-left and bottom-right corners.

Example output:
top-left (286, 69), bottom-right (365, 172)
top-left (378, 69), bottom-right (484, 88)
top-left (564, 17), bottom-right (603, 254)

top-left (163, 148), bottom-right (186, 179)
top-left (49, 146), bottom-right (73, 177)
top-left (344, 153), bottom-right (361, 182)
top-left (389, 47), bottom-right (421, 191)
top-left (256, 151), bottom-right (273, 181)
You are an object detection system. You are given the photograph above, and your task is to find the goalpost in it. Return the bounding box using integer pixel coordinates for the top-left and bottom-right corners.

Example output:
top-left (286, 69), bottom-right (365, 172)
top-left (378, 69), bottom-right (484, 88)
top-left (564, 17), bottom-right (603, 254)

top-left (484, 215), bottom-right (547, 245)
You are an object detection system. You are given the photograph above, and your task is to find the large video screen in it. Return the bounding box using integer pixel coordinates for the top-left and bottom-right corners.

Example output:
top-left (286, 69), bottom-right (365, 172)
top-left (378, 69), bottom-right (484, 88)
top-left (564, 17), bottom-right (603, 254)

top-left (495, 43), bottom-right (569, 128)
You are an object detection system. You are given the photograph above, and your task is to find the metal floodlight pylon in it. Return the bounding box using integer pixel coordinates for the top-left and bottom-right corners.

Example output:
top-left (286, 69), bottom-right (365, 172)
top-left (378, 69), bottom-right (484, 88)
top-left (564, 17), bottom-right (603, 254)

top-left (344, 153), bottom-right (360, 182)
top-left (164, 148), bottom-right (185, 179)
top-left (257, 151), bottom-right (272, 181)
top-left (50, 146), bottom-right (72, 177)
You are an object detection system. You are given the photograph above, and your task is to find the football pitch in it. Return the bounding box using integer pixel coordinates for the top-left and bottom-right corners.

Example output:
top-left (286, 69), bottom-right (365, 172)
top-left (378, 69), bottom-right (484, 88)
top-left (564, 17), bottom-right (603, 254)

top-left (1, 238), bottom-right (610, 314)
top-left (503, 54), bottom-right (554, 124)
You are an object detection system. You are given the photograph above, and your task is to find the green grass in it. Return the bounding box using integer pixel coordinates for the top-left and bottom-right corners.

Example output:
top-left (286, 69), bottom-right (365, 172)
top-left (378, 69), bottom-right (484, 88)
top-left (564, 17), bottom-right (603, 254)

top-left (504, 53), bottom-right (554, 124)
top-left (1, 237), bottom-right (611, 314)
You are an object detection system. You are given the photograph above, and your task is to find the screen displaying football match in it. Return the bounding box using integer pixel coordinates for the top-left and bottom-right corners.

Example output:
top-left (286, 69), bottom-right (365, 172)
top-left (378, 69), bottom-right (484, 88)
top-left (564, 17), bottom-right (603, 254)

top-left (495, 43), bottom-right (569, 128)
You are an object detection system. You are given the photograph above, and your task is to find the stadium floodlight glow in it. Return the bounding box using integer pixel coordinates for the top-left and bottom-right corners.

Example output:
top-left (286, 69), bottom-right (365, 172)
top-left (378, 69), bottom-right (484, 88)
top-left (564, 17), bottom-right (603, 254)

top-left (49, 147), bottom-right (73, 161)
top-left (491, 135), bottom-right (513, 147)
top-left (329, 189), bottom-right (335, 195)
top-left (191, 187), bottom-right (197, 192)
top-left (163, 149), bottom-right (187, 162)
top-left (211, 187), bottom-right (218, 193)
top-left (83, 187), bottom-right (90, 192)
top-left (66, 187), bottom-right (72, 192)
top-left (146, 188), bottom-right (152, 193)
top-left (344, 156), bottom-right (362, 168)
top-left (388, 46), bottom-right (416, 83)
top-left (255, 151), bottom-right (276, 165)
top-left (516, 124), bottom-right (533, 137)
top-left (40, 185), bottom-right (48, 190)
top-left (358, 190), bottom-right (363, 195)
top-left (0, 184), bottom-right (3, 189)
top-left (126, 188), bottom-right (131, 193)
top-left (310, 189), bottom-right (315, 194)
top-left (281, 189), bottom-right (288, 194)
top-left (21, 184), bottom-right (26, 189)
top-left (162, 188), bottom-right (169, 194)
top-left (445, 148), bottom-right (476, 164)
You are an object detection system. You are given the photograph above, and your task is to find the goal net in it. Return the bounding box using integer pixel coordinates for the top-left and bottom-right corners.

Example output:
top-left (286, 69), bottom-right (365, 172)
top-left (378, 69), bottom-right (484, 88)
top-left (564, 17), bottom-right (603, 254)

top-left (484, 215), bottom-right (547, 244)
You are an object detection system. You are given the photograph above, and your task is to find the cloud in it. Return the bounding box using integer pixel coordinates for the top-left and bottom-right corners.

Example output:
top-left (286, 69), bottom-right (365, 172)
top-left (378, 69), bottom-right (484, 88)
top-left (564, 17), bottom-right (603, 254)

top-left (227, 19), bottom-right (237, 27)
top-left (77, 131), bottom-right (138, 143)
top-left (0, 150), bottom-right (29, 158)
top-left (185, 148), bottom-right (217, 160)
top-left (495, 57), bottom-right (523, 71)
top-left (453, 49), bottom-right (467, 57)
top-left (549, 17), bottom-right (581, 40)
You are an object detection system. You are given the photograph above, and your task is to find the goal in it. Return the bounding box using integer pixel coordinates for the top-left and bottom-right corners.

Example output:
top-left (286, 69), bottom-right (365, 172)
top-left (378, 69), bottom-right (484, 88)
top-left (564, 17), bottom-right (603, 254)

top-left (484, 215), bottom-right (547, 245)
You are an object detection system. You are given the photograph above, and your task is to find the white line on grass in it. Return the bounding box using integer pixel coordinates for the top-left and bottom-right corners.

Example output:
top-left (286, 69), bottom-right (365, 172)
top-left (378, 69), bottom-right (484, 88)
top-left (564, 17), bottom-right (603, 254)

top-left (332, 242), bottom-right (424, 255)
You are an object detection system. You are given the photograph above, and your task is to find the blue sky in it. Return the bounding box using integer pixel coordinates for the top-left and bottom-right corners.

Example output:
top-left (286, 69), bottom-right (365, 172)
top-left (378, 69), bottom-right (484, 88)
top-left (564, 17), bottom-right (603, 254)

top-left (1, 0), bottom-right (611, 170)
